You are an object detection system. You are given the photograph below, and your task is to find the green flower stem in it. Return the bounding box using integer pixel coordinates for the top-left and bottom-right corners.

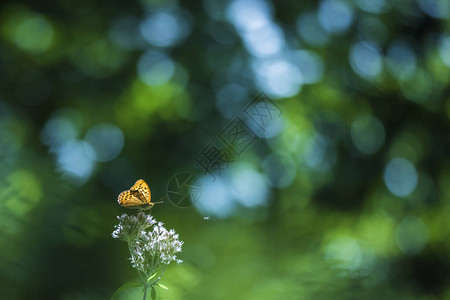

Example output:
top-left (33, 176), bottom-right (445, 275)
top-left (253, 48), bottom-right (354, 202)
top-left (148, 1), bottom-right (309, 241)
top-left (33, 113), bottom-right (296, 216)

top-left (150, 265), bottom-right (167, 286)
top-left (143, 284), bottom-right (148, 300)
top-left (139, 271), bottom-right (145, 283)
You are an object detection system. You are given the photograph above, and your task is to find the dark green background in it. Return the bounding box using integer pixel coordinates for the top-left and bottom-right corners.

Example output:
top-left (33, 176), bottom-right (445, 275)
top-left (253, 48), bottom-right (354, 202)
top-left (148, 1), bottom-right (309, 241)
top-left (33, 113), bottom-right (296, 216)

top-left (1, 0), bottom-right (450, 299)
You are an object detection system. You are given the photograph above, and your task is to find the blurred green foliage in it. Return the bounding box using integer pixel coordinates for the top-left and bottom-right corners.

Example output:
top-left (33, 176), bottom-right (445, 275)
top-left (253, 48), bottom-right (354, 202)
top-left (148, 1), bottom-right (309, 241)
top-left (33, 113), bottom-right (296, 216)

top-left (1, 0), bottom-right (450, 299)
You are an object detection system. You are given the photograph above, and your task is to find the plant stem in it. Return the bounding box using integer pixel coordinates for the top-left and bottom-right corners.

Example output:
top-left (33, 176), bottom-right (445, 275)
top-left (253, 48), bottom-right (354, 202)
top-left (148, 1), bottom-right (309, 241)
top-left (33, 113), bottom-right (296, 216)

top-left (143, 284), bottom-right (148, 300)
top-left (150, 265), bottom-right (167, 286)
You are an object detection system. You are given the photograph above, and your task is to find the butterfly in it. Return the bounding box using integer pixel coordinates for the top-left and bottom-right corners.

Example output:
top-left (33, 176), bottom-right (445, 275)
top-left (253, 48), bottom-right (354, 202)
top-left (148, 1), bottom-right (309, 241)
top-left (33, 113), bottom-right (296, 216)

top-left (118, 179), bottom-right (162, 210)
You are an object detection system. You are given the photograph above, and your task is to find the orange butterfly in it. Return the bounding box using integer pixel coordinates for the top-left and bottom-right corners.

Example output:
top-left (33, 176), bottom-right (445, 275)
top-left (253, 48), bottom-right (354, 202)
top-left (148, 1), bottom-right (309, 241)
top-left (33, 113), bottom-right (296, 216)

top-left (118, 179), bottom-right (162, 210)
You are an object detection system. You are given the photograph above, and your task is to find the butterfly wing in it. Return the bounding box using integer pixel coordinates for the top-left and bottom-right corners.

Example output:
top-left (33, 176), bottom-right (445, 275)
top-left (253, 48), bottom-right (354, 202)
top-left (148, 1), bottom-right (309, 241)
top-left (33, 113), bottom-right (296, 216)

top-left (118, 179), bottom-right (153, 209)
top-left (118, 190), bottom-right (145, 208)
top-left (130, 179), bottom-right (151, 204)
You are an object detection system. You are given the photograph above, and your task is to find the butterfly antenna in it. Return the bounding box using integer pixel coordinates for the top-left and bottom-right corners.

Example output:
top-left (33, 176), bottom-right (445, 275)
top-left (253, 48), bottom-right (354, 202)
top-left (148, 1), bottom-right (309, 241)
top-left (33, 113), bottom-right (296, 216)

top-left (153, 197), bottom-right (165, 204)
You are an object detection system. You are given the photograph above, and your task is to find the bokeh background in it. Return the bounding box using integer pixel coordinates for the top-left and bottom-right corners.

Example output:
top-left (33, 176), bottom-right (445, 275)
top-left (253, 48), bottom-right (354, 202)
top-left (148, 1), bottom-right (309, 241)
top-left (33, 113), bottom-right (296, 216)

top-left (1, 0), bottom-right (450, 299)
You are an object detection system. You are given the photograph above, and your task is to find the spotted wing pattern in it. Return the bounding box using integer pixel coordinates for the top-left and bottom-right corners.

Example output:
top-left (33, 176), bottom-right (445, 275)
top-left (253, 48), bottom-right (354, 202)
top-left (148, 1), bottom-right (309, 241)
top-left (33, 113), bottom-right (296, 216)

top-left (118, 179), bottom-right (153, 210)
top-left (130, 179), bottom-right (151, 203)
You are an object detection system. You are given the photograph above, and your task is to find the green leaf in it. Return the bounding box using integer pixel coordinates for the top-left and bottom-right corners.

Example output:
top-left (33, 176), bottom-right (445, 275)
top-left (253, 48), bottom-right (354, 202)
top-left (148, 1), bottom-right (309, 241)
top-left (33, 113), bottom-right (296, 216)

top-left (146, 273), bottom-right (157, 284)
top-left (156, 283), bottom-right (169, 290)
top-left (111, 281), bottom-right (144, 299)
top-left (151, 286), bottom-right (157, 300)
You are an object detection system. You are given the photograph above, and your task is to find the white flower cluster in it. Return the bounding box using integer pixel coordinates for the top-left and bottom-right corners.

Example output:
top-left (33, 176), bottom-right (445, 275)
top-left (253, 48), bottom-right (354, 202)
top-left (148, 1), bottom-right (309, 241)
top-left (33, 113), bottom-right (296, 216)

top-left (112, 212), bottom-right (156, 243)
top-left (112, 212), bottom-right (183, 276)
